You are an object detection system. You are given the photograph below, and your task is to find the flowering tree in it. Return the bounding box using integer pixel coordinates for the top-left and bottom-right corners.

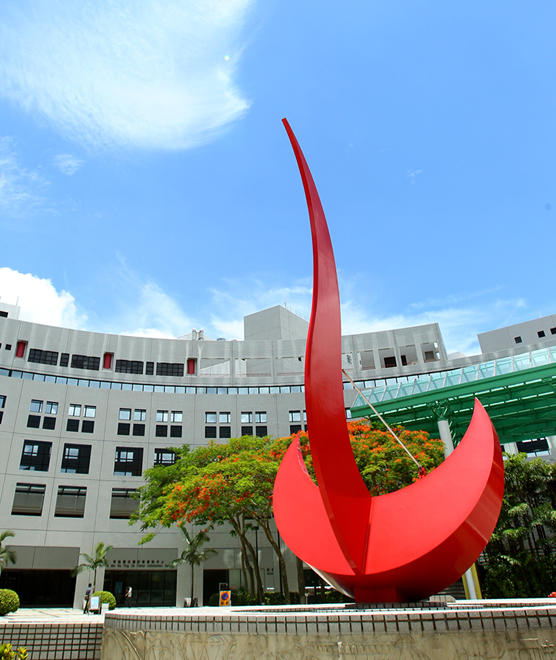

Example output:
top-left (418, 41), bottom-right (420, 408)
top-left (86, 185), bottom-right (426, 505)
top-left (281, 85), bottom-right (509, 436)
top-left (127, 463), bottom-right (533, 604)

top-left (131, 421), bottom-right (444, 604)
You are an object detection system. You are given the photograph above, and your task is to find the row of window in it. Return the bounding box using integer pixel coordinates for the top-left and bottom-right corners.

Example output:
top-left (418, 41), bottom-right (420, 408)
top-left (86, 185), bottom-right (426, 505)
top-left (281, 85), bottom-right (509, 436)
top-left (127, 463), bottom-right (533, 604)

top-left (11, 482), bottom-right (139, 519)
top-left (119, 408), bottom-right (182, 422)
top-left (515, 328), bottom-right (556, 344)
top-left (19, 440), bottom-right (176, 475)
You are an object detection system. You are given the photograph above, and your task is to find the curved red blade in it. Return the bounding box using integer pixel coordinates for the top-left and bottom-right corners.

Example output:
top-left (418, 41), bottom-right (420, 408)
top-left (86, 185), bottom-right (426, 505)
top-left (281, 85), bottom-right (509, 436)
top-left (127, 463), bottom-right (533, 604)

top-left (274, 119), bottom-right (505, 601)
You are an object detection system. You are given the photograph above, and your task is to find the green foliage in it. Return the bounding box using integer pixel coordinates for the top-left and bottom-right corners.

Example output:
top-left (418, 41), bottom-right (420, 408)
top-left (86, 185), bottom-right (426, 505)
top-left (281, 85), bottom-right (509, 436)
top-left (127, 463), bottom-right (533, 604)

top-left (71, 541), bottom-right (113, 593)
top-left (0, 590), bottom-right (20, 616)
top-left (0, 644), bottom-right (27, 660)
top-left (482, 453), bottom-right (556, 598)
top-left (92, 590), bottom-right (117, 610)
top-left (0, 531), bottom-right (17, 575)
top-left (167, 526), bottom-right (217, 604)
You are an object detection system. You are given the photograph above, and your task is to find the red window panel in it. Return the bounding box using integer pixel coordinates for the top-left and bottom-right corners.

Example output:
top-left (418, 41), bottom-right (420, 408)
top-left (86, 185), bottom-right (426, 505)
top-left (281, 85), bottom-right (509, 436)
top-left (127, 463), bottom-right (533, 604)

top-left (16, 341), bottom-right (27, 358)
top-left (103, 352), bottom-right (113, 369)
top-left (187, 358), bottom-right (196, 375)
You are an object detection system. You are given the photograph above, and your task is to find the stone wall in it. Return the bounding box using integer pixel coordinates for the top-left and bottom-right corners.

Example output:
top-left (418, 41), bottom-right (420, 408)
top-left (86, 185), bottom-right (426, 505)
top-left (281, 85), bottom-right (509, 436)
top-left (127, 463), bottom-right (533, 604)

top-left (102, 604), bottom-right (556, 660)
top-left (0, 621), bottom-right (103, 660)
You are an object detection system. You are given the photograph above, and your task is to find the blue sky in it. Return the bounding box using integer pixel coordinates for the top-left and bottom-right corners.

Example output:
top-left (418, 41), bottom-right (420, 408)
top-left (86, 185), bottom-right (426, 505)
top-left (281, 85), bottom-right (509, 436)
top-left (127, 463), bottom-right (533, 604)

top-left (0, 0), bottom-right (555, 355)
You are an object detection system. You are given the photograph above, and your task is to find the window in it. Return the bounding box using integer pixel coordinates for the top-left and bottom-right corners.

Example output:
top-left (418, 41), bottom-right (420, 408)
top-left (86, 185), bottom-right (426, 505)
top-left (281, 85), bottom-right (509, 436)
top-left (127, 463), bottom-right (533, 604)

top-left (219, 427), bottom-right (231, 439)
top-left (68, 404), bottom-right (82, 416)
top-left (205, 427), bottom-right (217, 439)
top-left (28, 349), bottom-right (59, 366)
top-left (156, 362), bottom-right (184, 377)
top-left (289, 411), bottom-right (301, 423)
top-left (255, 412), bottom-right (267, 423)
top-left (20, 441), bottom-right (52, 471)
top-left (132, 424), bottom-right (145, 436)
top-left (384, 356), bottom-right (397, 368)
top-left (255, 426), bottom-right (268, 437)
top-left (61, 444), bottom-right (91, 474)
top-left (82, 420), bottom-right (95, 433)
top-left (0, 311), bottom-right (7, 318)
top-left (71, 354), bottom-right (100, 371)
top-left (170, 426), bottom-right (182, 438)
top-left (134, 409), bottom-right (146, 421)
top-left (27, 415), bottom-right (41, 429)
top-left (156, 425), bottom-right (168, 437)
top-left (12, 483), bottom-right (46, 516)
top-left (114, 447), bottom-right (144, 476)
top-left (290, 425), bottom-right (302, 434)
top-left (154, 449), bottom-right (177, 466)
top-left (60, 353), bottom-right (70, 367)
top-left (117, 423), bottom-right (130, 436)
top-left (171, 411), bottom-right (183, 423)
top-left (54, 486), bottom-right (86, 518)
top-left (30, 400), bottom-right (43, 413)
top-left (4, 344), bottom-right (12, 351)
top-left (538, 331), bottom-right (546, 338)
top-left (0, 395), bottom-right (5, 408)
top-left (110, 489), bottom-right (138, 519)
top-left (119, 408), bottom-right (131, 420)
top-left (219, 412), bottom-right (231, 424)
top-left (146, 362), bottom-right (154, 375)
top-left (42, 417), bottom-right (56, 430)
top-left (66, 419), bottom-right (79, 432)
top-left (515, 336), bottom-right (523, 344)
top-left (205, 412), bottom-right (217, 424)
top-left (551, 328), bottom-right (556, 335)
top-left (241, 426), bottom-right (253, 436)
top-left (345, 408), bottom-right (352, 419)
top-left (45, 401), bottom-right (58, 414)
top-left (115, 360), bottom-right (144, 374)
top-left (157, 410), bottom-right (169, 423)
top-left (241, 412), bottom-right (253, 424)
top-left (84, 406), bottom-right (96, 418)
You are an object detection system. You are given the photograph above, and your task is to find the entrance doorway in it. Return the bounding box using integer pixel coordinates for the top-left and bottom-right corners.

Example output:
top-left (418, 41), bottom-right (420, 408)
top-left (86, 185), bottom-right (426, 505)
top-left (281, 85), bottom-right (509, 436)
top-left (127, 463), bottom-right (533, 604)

top-left (104, 570), bottom-right (176, 607)
top-left (203, 569), bottom-right (229, 606)
top-left (0, 570), bottom-right (76, 607)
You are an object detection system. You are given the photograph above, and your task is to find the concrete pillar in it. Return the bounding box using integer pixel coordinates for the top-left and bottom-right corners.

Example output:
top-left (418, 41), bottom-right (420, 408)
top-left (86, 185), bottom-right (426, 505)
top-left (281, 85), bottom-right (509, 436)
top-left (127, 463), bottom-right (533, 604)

top-left (546, 436), bottom-right (556, 455)
top-left (437, 419), bottom-right (454, 457)
top-left (176, 563), bottom-right (189, 608)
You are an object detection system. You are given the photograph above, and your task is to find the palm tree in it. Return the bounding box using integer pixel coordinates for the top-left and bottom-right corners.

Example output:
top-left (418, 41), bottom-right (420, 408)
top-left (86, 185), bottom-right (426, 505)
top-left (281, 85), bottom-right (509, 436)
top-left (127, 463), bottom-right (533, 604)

top-left (168, 526), bottom-right (217, 606)
top-left (0, 530), bottom-right (17, 575)
top-left (71, 541), bottom-right (113, 593)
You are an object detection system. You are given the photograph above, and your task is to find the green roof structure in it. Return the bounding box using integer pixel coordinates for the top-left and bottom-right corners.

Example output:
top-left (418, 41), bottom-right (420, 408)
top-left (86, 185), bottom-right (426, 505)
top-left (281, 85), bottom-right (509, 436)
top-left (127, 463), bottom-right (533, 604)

top-left (350, 346), bottom-right (556, 446)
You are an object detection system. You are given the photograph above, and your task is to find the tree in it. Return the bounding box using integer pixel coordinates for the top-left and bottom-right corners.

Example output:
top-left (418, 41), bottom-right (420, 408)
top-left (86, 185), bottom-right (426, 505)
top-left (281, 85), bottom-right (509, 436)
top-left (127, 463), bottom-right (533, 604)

top-left (167, 526), bottom-right (217, 606)
top-left (481, 453), bottom-right (556, 598)
top-left (0, 530), bottom-right (17, 575)
top-left (70, 542), bottom-right (113, 593)
top-left (132, 422), bottom-right (444, 604)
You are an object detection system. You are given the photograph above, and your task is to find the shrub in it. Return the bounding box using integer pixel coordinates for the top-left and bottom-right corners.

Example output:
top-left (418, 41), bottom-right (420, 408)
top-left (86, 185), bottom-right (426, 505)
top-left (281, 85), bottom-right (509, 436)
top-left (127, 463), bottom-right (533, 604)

top-left (0, 644), bottom-right (28, 660)
top-left (92, 591), bottom-right (116, 610)
top-left (208, 593), bottom-right (220, 607)
top-left (0, 590), bottom-right (19, 616)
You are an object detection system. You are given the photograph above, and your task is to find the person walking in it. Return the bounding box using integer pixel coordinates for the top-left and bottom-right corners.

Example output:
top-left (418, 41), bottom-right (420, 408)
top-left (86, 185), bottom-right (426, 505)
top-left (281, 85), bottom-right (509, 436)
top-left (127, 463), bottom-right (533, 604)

top-left (125, 585), bottom-right (132, 606)
top-left (83, 583), bottom-right (92, 614)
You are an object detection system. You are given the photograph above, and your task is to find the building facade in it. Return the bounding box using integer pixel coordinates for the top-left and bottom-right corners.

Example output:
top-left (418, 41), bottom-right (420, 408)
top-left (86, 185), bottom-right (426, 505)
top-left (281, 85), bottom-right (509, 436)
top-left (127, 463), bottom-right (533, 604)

top-left (0, 302), bottom-right (554, 607)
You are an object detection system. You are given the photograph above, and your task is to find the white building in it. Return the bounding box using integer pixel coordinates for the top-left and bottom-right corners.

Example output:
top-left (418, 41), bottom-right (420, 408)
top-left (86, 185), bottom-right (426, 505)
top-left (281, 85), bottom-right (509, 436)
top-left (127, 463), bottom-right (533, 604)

top-left (0, 301), bottom-right (553, 607)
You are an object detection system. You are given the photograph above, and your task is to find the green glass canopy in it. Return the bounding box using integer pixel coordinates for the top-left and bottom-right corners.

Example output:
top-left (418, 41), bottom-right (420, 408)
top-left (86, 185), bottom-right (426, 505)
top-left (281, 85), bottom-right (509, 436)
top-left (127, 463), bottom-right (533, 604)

top-left (350, 346), bottom-right (556, 445)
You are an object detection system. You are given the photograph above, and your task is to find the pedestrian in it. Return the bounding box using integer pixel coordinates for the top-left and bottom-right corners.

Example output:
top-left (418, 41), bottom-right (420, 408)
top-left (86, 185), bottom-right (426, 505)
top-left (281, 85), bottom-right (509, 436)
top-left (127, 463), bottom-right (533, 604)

top-left (83, 583), bottom-right (92, 614)
top-left (125, 585), bottom-right (132, 606)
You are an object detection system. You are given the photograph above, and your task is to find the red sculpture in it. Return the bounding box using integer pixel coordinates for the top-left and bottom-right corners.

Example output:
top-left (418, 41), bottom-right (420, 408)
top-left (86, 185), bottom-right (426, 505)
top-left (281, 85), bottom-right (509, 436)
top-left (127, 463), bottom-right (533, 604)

top-left (273, 119), bottom-right (505, 603)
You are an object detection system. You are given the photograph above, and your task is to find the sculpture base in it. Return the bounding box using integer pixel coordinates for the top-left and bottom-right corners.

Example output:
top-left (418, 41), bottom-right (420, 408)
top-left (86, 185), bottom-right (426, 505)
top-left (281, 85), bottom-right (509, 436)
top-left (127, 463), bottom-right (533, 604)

top-left (102, 600), bottom-right (556, 660)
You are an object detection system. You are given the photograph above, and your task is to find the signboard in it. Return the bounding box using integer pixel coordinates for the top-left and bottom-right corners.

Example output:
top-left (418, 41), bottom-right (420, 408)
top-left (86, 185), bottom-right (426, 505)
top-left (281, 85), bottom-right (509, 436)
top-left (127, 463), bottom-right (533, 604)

top-left (89, 596), bottom-right (101, 612)
top-left (219, 590), bottom-right (231, 607)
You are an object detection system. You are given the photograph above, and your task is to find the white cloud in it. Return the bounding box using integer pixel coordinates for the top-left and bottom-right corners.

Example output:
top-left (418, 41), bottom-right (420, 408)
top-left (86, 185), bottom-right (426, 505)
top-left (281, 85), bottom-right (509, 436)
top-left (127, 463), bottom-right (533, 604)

top-left (0, 268), bottom-right (86, 328)
top-left (0, 137), bottom-right (48, 216)
top-left (0, 0), bottom-right (253, 150)
top-left (53, 153), bottom-right (84, 175)
top-left (116, 281), bottom-right (194, 339)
